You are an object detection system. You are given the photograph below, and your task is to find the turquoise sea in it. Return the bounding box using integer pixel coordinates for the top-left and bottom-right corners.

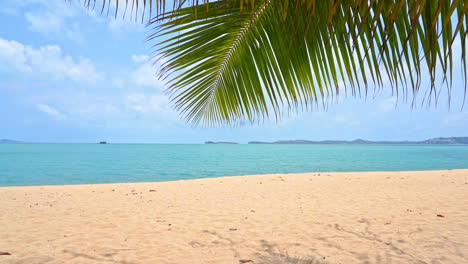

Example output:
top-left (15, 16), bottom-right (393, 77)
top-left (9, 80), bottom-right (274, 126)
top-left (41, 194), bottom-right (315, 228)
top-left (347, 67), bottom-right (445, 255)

top-left (1, 144), bottom-right (468, 186)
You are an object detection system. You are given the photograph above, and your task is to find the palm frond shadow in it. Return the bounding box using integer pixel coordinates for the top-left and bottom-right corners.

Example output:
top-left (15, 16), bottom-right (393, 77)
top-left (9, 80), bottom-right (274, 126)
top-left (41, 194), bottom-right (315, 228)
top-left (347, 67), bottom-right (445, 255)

top-left (253, 251), bottom-right (324, 264)
top-left (62, 249), bottom-right (136, 264)
top-left (252, 240), bottom-right (326, 264)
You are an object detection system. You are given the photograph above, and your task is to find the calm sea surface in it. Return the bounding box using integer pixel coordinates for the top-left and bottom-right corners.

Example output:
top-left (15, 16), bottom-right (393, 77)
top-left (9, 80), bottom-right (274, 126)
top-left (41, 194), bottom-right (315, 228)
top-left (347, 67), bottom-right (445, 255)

top-left (0, 144), bottom-right (467, 186)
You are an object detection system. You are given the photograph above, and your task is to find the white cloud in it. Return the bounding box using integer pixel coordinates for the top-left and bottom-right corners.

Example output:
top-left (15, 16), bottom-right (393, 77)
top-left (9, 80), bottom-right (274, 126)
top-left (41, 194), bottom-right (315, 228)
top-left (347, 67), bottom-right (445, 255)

top-left (75, 103), bottom-right (120, 119)
top-left (443, 112), bottom-right (468, 126)
top-left (334, 114), bottom-right (361, 125)
top-left (25, 12), bottom-right (61, 32)
top-left (129, 54), bottom-right (168, 88)
top-left (112, 78), bottom-right (125, 88)
top-left (131, 61), bottom-right (165, 88)
top-left (25, 11), bottom-right (83, 43)
top-left (4, 0), bottom-right (132, 37)
top-left (378, 96), bottom-right (397, 112)
top-left (108, 18), bottom-right (144, 35)
top-left (131, 54), bottom-right (149, 63)
top-left (4, 0), bottom-right (88, 43)
top-left (36, 104), bottom-right (64, 119)
top-left (0, 38), bottom-right (101, 83)
top-left (126, 93), bottom-right (172, 115)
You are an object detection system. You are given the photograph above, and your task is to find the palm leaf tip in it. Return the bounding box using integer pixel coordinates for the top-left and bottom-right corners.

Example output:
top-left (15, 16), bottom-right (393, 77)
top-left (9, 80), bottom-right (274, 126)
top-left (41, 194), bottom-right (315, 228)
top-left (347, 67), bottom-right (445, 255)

top-left (76, 0), bottom-right (188, 20)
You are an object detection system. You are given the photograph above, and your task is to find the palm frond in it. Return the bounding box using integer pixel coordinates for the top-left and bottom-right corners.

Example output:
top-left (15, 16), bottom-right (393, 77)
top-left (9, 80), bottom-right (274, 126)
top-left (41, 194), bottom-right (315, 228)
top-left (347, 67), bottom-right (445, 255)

top-left (76, 0), bottom-right (468, 125)
top-left (149, 0), bottom-right (467, 125)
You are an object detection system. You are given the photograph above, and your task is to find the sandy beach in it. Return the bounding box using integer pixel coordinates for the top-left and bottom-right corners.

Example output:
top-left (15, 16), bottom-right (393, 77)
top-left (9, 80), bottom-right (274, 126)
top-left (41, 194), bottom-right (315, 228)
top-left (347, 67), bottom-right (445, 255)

top-left (1, 169), bottom-right (467, 264)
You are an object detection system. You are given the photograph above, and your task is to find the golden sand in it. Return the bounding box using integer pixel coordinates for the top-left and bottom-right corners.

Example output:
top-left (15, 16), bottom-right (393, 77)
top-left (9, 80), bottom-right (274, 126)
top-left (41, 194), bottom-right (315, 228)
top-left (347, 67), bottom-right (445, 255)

top-left (1, 169), bottom-right (467, 263)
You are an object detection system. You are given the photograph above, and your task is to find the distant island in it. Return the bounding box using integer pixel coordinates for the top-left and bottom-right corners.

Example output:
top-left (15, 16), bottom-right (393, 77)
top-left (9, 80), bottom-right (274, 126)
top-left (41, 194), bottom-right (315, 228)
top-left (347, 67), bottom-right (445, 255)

top-left (0, 139), bottom-right (24, 144)
top-left (248, 137), bottom-right (468, 145)
top-left (205, 141), bottom-right (238, 144)
top-left (2, 137), bottom-right (467, 145)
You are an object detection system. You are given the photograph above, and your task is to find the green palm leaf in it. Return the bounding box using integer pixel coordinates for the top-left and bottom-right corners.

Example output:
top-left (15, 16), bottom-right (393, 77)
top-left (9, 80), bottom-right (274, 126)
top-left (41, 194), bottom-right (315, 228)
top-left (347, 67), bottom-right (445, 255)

top-left (79, 0), bottom-right (468, 125)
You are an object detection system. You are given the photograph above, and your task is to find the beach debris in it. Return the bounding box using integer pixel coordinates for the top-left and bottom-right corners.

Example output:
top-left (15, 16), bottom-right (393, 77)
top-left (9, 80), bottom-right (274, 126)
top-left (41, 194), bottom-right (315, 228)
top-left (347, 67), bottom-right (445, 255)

top-left (229, 228), bottom-right (237, 231)
top-left (149, 190), bottom-right (156, 192)
top-left (437, 214), bottom-right (445, 218)
top-left (0, 252), bottom-right (11, 256)
top-left (189, 241), bottom-right (202, 248)
top-left (239, 260), bottom-right (253, 263)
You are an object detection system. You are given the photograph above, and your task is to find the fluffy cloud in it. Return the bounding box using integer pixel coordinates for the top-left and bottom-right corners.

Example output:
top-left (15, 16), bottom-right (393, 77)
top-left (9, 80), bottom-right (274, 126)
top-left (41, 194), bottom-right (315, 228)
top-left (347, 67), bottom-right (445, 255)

top-left (108, 17), bottom-right (145, 36)
top-left (25, 11), bottom-right (83, 43)
top-left (131, 63), bottom-right (163, 88)
top-left (4, 0), bottom-right (87, 42)
top-left (36, 104), bottom-right (64, 119)
top-left (126, 93), bottom-right (172, 114)
top-left (131, 54), bottom-right (149, 63)
top-left (0, 38), bottom-right (100, 83)
top-left (130, 55), bottom-right (166, 88)
top-left (334, 114), bottom-right (361, 125)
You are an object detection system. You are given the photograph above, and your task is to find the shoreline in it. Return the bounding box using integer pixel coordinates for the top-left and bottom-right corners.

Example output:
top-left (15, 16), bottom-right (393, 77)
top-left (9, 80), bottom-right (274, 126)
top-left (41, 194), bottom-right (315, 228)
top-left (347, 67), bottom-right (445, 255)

top-left (1, 168), bottom-right (467, 188)
top-left (1, 169), bottom-right (467, 263)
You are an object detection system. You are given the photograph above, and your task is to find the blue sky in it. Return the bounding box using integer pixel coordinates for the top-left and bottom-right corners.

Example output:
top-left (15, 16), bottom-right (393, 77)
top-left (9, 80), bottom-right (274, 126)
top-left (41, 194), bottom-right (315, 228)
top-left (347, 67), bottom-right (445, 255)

top-left (1, 0), bottom-right (467, 143)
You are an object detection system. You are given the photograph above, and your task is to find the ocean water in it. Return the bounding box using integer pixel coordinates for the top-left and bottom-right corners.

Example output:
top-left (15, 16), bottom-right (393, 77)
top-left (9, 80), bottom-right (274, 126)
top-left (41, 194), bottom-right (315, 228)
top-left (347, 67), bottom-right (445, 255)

top-left (0, 144), bottom-right (467, 186)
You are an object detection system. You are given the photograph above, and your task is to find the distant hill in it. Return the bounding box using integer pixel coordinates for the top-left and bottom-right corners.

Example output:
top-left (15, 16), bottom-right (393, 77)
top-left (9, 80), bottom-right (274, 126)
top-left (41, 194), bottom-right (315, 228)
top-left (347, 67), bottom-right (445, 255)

top-left (248, 137), bottom-right (468, 145)
top-left (420, 137), bottom-right (468, 144)
top-left (0, 139), bottom-right (24, 144)
top-left (205, 141), bottom-right (238, 144)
